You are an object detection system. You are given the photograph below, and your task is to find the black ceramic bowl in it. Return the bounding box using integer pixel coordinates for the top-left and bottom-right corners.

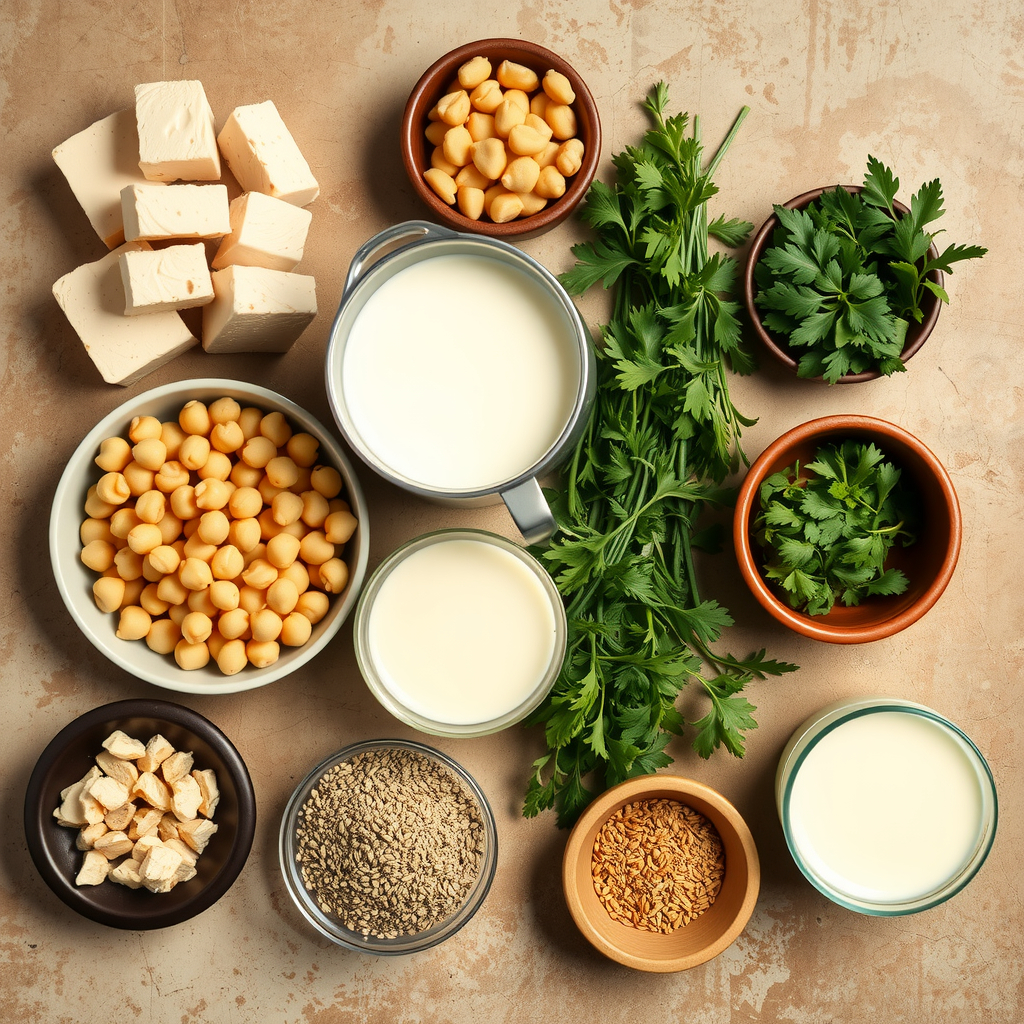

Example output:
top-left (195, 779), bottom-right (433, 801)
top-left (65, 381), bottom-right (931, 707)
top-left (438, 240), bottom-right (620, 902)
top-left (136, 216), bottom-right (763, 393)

top-left (24, 699), bottom-right (256, 929)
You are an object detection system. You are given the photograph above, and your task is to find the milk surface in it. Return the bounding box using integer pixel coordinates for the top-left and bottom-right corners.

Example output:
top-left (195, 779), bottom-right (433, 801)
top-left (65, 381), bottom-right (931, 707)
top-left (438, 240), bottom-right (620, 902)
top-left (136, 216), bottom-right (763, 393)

top-left (787, 711), bottom-right (985, 902)
top-left (366, 537), bottom-right (559, 725)
top-left (342, 253), bottom-right (580, 490)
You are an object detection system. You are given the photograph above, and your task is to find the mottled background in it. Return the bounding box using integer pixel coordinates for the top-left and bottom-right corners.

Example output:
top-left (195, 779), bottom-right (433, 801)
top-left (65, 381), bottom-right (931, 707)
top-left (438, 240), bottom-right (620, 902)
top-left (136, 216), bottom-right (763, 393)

top-left (1, 1), bottom-right (1021, 1021)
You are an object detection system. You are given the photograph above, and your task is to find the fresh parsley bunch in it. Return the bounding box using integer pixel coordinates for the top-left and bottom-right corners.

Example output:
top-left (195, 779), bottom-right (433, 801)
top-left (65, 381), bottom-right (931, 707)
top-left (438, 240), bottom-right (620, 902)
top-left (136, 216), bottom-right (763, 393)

top-left (754, 440), bottom-right (919, 616)
top-left (523, 84), bottom-right (797, 828)
top-left (754, 157), bottom-right (987, 383)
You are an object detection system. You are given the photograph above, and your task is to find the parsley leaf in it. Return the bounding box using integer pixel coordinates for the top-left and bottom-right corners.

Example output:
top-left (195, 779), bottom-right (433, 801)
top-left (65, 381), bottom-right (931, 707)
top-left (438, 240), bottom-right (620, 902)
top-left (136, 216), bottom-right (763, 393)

top-left (753, 157), bottom-right (986, 382)
top-left (523, 84), bottom-right (798, 828)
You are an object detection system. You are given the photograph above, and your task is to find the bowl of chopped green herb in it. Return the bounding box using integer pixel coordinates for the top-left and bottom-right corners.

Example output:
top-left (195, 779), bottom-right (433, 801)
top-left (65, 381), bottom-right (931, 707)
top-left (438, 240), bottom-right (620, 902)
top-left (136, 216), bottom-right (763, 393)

top-left (733, 415), bottom-right (961, 643)
top-left (743, 158), bottom-right (987, 384)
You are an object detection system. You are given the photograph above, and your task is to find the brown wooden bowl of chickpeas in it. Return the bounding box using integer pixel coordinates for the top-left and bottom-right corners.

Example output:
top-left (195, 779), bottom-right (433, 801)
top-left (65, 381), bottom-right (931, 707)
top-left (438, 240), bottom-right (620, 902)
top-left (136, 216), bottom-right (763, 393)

top-left (401, 38), bottom-right (602, 240)
top-left (49, 379), bottom-right (369, 694)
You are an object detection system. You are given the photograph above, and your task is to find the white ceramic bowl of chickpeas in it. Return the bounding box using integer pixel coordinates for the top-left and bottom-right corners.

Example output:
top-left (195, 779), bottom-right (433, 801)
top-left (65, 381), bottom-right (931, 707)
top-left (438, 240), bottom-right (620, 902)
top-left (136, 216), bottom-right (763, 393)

top-left (49, 379), bottom-right (369, 694)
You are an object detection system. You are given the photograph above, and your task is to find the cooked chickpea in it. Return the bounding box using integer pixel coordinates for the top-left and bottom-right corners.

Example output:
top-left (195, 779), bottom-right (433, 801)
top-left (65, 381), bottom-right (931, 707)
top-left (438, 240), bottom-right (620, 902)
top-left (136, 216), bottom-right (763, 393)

top-left (299, 531), bottom-right (334, 566)
top-left (436, 89), bottom-right (471, 126)
top-left (160, 421), bottom-right (187, 460)
top-left (174, 639), bottom-right (210, 670)
top-left (465, 111), bottom-right (496, 143)
top-left (84, 486), bottom-right (117, 519)
top-left (179, 434), bottom-right (211, 472)
top-left (545, 103), bottom-right (577, 140)
top-left (215, 638), bottom-right (248, 676)
top-left (237, 406), bottom-right (263, 440)
top-left (237, 584), bottom-right (266, 616)
top-left (458, 185), bottom-right (485, 220)
top-left (242, 558), bottom-right (278, 590)
top-left (489, 190), bottom-right (524, 223)
top-left (148, 544), bottom-right (180, 575)
top-left (146, 617), bottom-right (181, 655)
top-left (96, 472), bottom-right (130, 506)
top-left (240, 434), bottom-right (277, 469)
top-left (127, 523), bottom-right (163, 555)
top-left (280, 612), bottom-right (313, 647)
top-left (518, 191), bottom-right (548, 217)
top-left (536, 164), bottom-right (567, 200)
top-left (95, 437), bottom-right (132, 473)
top-left (122, 461), bottom-right (155, 496)
top-left (156, 573), bottom-right (189, 606)
top-left (183, 533), bottom-right (217, 562)
top-left (93, 576), bottom-right (125, 614)
top-left (139, 583), bottom-right (170, 617)
top-left (113, 546), bottom-right (144, 581)
top-left (324, 509), bottom-right (358, 545)
top-left (316, 558), bottom-right (350, 594)
top-left (470, 137), bottom-right (507, 180)
top-left (279, 560), bottom-right (310, 594)
top-left (81, 539), bottom-right (116, 572)
top-left (229, 460), bottom-right (263, 488)
top-left (508, 123), bottom-right (548, 156)
top-left (497, 59), bottom-right (539, 91)
top-left (196, 509), bottom-right (230, 545)
top-left (494, 98), bottom-right (527, 138)
top-left (442, 125), bottom-right (474, 167)
top-left (423, 167), bottom-right (457, 205)
top-left (542, 69), bottom-right (576, 104)
top-left (179, 557), bottom-right (213, 591)
top-left (286, 432), bottom-right (320, 467)
top-left (178, 400), bottom-right (211, 436)
top-left (300, 490), bottom-right (330, 529)
top-left (245, 639), bottom-right (279, 669)
top-left (116, 605), bottom-right (151, 641)
top-left (217, 607), bottom-right (250, 640)
top-left (555, 137), bottom-right (585, 176)
top-left (188, 586), bottom-right (219, 616)
top-left (251, 608), bottom-right (284, 644)
top-left (198, 450), bottom-right (233, 482)
top-left (133, 489), bottom-right (165, 525)
top-left (458, 55), bottom-right (492, 89)
top-left (129, 415), bottom-right (162, 443)
top-left (424, 119), bottom-right (447, 146)
top-left (209, 396), bottom-right (241, 424)
top-left (271, 490), bottom-right (304, 527)
top-left (195, 478), bottom-right (231, 511)
top-left (181, 611), bottom-right (213, 645)
top-left (430, 147), bottom-right (459, 177)
top-left (265, 456), bottom-right (300, 491)
top-left (469, 79), bottom-right (503, 114)
top-left (132, 437), bottom-right (166, 471)
top-left (211, 544), bottom-right (244, 581)
top-left (210, 579), bottom-right (240, 611)
top-left (170, 484), bottom-right (200, 520)
top-left (81, 518), bottom-right (115, 546)
top-left (155, 460), bottom-right (190, 492)
top-left (295, 590), bottom-right (330, 624)
top-left (267, 578), bottom-right (299, 615)
top-left (501, 155), bottom-right (541, 194)
top-left (310, 465), bottom-right (343, 499)
top-left (156, 512), bottom-right (184, 545)
top-left (229, 516), bottom-right (262, 553)
top-left (267, 531), bottom-right (302, 569)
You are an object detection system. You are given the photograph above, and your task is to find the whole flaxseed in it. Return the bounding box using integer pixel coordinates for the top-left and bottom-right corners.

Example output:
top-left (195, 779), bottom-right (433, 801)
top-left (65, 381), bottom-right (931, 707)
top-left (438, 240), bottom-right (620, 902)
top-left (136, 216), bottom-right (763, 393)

top-left (294, 746), bottom-right (486, 939)
top-left (591, 798), bottom-right (725, 933)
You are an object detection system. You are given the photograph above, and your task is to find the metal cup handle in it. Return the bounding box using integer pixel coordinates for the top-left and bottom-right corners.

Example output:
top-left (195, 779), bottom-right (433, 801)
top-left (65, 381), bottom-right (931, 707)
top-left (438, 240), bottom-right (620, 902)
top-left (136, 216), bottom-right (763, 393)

top-left (500, 478), bottom-right (557, 547)
top-left (342, 220), bottom-right (458, 303)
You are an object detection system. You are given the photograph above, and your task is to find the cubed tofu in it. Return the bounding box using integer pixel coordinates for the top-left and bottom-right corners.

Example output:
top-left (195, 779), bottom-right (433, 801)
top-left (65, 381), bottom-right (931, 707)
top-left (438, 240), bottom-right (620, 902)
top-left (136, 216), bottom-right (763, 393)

top-left (170, 774), bottom-right (202, 822)
top-left (52, 108), bottom-right (166, 249)
top-left (160, 750), bottom-right (194, 785)
top-left (76, 821), bottom-right (109, 851)
top-left (202, 265), bottom-right (316, 354)
top-left (86, 774), bottom-right (130, 812)
top-left (119, 242), bottom-right (214, 315)
top-left (217, 100), bottom-right (319, 206)
top-left (53, 767), bottom-right (103, 828)
top-left (211, 191), bottom-right (312, 272)
top-left (110, 859), bottom-right (145, 889)
top-left (103, 800), bottom-right (136, 833)
top-left (135, 80), bottom-right (221, 182)
top-left (121, 183), bottom-right (230, 242)
top-left (102, 730), bottom-right (147, 760)
top-left (133, 772), bottom-right (172, 813)
top-left (52, 246), bottom-right (199, 386)
top-left (139, 845), bottom-right (184, 893)
top-left (96, 750), bottom-right (140, 788)
top-left (92, 829), bottom-right (134, 860)
top-left (177, 817), bottom-right (218, 855)
top-left (192, 768), bottom-right (220, 819)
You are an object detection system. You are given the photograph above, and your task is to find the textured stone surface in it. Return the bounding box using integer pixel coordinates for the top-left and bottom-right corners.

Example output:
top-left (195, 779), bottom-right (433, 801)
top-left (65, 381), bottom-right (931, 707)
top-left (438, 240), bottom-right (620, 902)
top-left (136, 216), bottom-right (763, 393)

top-left (2, 1), bottom-right (1020, 1021)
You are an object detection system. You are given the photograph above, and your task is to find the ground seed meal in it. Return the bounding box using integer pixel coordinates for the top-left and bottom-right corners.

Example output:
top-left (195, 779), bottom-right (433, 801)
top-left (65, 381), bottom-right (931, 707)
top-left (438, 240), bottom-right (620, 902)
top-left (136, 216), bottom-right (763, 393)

top-left (591, 798), bottom-right (725, 933)
top-left (294, 746), bottom-right (486, 939)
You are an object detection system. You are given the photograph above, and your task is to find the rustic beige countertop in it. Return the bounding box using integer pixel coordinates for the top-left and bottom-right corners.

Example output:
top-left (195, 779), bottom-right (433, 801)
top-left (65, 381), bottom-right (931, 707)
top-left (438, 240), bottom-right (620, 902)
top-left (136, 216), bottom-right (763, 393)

top-left (2, 1), bottom-right (1021, 1021)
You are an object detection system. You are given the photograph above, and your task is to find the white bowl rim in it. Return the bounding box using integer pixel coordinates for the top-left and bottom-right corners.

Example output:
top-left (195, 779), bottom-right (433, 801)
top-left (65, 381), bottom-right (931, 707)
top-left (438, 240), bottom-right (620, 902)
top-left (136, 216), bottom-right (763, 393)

top-left (49, 377), bottom-right (369, 695)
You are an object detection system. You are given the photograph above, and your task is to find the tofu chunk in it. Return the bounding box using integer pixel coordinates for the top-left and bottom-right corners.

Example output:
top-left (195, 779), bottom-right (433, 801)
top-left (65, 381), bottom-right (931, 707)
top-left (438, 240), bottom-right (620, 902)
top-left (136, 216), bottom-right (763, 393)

top-left (135, 80), bottom-right (221, 182)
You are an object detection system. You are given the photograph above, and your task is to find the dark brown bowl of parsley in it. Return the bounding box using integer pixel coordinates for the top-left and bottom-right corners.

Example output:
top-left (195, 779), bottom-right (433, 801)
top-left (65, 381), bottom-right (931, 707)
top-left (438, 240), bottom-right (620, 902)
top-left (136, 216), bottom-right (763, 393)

top-left (743, 160), bottom-right (986, 384)
top-left (733, 415), bottom-right (961, 643)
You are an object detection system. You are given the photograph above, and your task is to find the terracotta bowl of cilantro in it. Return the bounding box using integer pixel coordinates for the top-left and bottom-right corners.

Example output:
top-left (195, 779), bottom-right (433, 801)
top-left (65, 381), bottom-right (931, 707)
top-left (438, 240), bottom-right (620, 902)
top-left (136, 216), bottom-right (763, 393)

top-left (733, 415), bottom-right (962, 643)
top-left (401, 38), bottom-right (601, 240)
top-left (743, 158), bottom-right (986, 384)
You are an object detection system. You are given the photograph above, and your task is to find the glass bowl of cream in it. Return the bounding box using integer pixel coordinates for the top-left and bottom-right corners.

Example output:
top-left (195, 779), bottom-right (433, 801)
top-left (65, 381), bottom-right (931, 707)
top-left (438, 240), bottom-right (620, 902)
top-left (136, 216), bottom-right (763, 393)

top-left (776, 697), bottom-right (997, 915)
top-left (352, 529), bottom-right (567, 737)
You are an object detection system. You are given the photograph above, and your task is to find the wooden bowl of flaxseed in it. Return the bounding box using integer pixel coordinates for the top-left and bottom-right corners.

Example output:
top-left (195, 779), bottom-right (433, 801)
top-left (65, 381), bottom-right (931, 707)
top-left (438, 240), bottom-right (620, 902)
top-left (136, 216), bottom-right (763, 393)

top-left (562, 775), bottom-right (760, 971)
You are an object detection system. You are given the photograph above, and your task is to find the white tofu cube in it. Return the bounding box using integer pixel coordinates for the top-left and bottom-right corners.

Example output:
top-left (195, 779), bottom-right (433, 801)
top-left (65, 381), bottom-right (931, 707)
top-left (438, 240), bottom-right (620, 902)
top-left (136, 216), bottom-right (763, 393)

top-left (51, 242), bottom-right (198, 386)
top-left (76, 850), bottom-right (111, 887)
top-left (212, 191), bottom-right (312, 272)
top-left (202, 265), bottom-right (316, 353)
top-left (52, 108), bottom-right (166, 249)
top-left (135, 80), bottom-right (221, 181)
top-left (217, 100), bottom-right (319, 206)
top-left (121, 183), bottom-right (230, 242)
top-left (119, 243), bottom-right (214, 315)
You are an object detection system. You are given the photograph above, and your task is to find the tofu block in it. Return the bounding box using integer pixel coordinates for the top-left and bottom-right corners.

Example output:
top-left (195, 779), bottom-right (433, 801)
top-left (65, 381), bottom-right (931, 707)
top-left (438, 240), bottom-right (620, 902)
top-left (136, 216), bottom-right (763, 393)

top-left (52, 241), bottom-right (198, 386)
top-left (135, 80), bottom-right (221, 181)
top-left (217, 100), bottom-right (319, 206)
top-left (76, 850), bottom-right (111, 886)
top-left (52, 108), bottom-right (166, 249)
top-left (202, 265), bottom-right (316, 353)
top-left (119, 242), bottom-right (214, 315)
top-left (211, 191), bottom-right (312, 272)
top-left (121, 183), bottom-right (230, 242)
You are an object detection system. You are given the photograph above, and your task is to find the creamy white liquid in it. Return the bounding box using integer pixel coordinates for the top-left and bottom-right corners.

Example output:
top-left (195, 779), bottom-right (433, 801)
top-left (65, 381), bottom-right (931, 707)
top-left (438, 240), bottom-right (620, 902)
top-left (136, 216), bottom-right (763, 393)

top-left (342, 253), bottom-right (580, 491)
top-left (787, 711), bottom-right (985, 903)
top-left (366, 537), bottom-right (559, 726)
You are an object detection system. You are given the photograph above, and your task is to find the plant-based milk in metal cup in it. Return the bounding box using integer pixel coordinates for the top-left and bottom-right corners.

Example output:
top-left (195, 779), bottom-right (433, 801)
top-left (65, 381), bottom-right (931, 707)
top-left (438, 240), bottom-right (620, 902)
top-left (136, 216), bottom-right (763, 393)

top-left (775, 697), bottom-right (997, 915)
top-left (325, 221), bottom-right (595, 545)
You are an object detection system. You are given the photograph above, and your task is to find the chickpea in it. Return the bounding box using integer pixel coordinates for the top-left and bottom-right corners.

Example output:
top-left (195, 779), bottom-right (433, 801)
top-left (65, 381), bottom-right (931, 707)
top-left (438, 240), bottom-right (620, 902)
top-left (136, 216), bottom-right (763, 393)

top-left (242, 558), bottom-right (278, 590)
top-left (198, 450), bottom-right (233, 481)
top-left (155, 460), bottom-right (190, 492)
top-left (96, 472), bottom-right (130, 506)
top-left (279, 560), bottom-right (310, 594)
top-left (179, 557), bottom-right (213, 592)
top-left (211, 544), bottom-right (244, 581)
top-left (178, 400), bottom-right (211, 436)
top-left (209, 396), bottom-right (241, 424)
top-left (156, 573), bottom-right (189, 607)
top-left (299, 531), bottom-right (334, 566)
top-left (316, 558), bottom-right (350, 594)
top-left (146, 617), bottom-right (181, 655)
top-left (196, 509), bottom-right (230, 546)
top-left (174, 639), bottom-right (211, 670)
top-left (134, 489), bottom-right (165, 525)
top-left (261, 412), bottom-right (292, 445)
top-left (458, 55), bottom-right (492, 90)
top-left (217, 607), bottom-right (250, 640)
top-left (210, 579), bottom-right (240, 611)
top-left (465, 112), bottom-right (496, 143)
top-left (229, 517), bottom-right (262, 553)
top-left (183, 533), bottom-right (217, 562)
top-left (517, 191), bottom-right (548, 217)
top-left (470, 137), bottom-right (506, 180)
top-left (116, 605), bottom-right (151, 641)
top-left (93, 575), bottom-right (125, 613)
top-left (132, 437), bottom-right (167, 471)
top-left (458, 185), bottom-right (485, 221)
top-left (122, 461), bottom-right (155, 496)
top-left (295, 590), bottom-right (330, 624)
top-left (230, 460), bottom-right (263, 488)
top-left (188, 586), bottom-right (218, 616)
top-left (237, 406), bottom-right (263, 440)
top-left (215, 638), bottom-right (248, 676)
top-left (424, 119), bottom-right (447, 147)
top-left (265, 456), bottom-right (300, 491)
top-left (430, 147), bottom-right (459, 177)
top-left (179, 434), bottom-right (211, 471)
top-left (423, 167), bottom-right (457, 205)
top-left (148, 544), bottom-right (181, 576)
top-left (545, 103), bottom-right (577, 141)
top-left (160, 421), bottom-right (187, 460)
top-left (542, 69), bottom-right (576, 104)
top-left (443, 125), bottom-right (474, 167)
top-left (555, 137), bottom-right (585, 176)
top-left (237, 585), bottom-right (266, 616)
top-left (245, 639), bottom-right (280, 669)
top-left (501, 155), bottom-right (541, 194)
top-left (469, 79), bottom-right (503, 114)
top-left (209, 420), bottom-right (244, 454)
top-left (139, 583), bottom-right (170, 617)
top-left (508, 123), bottom-right (548, 157)
top-left (494, 98), bottom-right (527, 138)
top-left (267, 531), bottom-right (301, 569)
top-left (267, 578), bottom-right (299, 615)
top-left (81, 517), bottom-right (115, 546)
top-left (280, 611), bottom-right (313, 647)
top-left (95, 437), bottom-right (132, 473)
top-left (84, 485), bottom-right (117, 519)
top-left (181, 611), bottom-right (213, 645)
top-left (271, 490), bottom-right (304, 527)
top-left (195, 478), bottom-right (231, 511)
top-left (129, 415), bottom-right (162, 443)
top-left (156, 512), bottom-right (185, 545)
top-left (497, 59), bottom-right (539, 92)
top-left (81, 539), bottom-right (116, 572)
top-left (324, 509), bottom-right (358, 545)
top-left (113, 547), bottom-right (144, 581)
top-left (435, 89), bottom-right (471, 126)
top-left (535, 164), bottom-right (567, 200)
top-left (310, 465), bottom-right (343, 500)
top-left (240, 434), bottom-right (277, 469)
top-left (127, 523), bottom-right (163, 555)
top-left (286, 433), bottom-right (319, 467)
top-left (489, 190), bottom-right (524, 223)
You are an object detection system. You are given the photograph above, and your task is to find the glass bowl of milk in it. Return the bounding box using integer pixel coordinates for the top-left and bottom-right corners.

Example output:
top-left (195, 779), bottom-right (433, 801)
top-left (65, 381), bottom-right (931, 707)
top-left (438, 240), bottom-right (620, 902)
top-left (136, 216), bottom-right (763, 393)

top-left (776, 697), bottom-right (997, 915)
top-left (325, 221), bottom-right (595, 546)
top-left (353, 529), bottom-right (567, 737)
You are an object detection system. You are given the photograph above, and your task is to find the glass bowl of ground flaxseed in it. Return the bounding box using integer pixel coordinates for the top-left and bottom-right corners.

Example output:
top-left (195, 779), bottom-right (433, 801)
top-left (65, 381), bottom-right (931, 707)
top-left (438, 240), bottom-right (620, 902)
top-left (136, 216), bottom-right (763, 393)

top-left (278, 738), bottom-right (498, 953)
